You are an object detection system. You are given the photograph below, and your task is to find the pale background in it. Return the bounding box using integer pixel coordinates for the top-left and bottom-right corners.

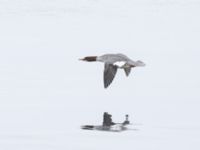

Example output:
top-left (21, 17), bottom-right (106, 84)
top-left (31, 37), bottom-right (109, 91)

top-left (0, 0), bottom-right (200, 149)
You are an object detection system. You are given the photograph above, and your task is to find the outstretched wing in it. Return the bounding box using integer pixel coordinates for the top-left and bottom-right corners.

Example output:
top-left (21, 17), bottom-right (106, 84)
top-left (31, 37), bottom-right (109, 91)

top-left (124, 67), bottom-right (131, 76)
top-left (104, 63), bottom-right (118, 88)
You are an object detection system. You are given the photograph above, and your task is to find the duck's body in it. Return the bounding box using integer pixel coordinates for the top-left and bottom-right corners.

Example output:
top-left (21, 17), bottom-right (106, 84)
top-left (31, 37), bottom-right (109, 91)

top-left (80, 53), bottom-right (145, 88)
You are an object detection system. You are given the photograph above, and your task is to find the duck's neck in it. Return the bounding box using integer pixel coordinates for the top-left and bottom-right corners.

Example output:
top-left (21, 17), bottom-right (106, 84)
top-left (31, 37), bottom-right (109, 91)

top-left (83, 56), bottom-right (97, 62)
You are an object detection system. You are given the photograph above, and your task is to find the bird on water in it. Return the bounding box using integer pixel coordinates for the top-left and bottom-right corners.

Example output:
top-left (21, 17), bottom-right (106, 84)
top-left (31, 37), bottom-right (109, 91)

top-left (79, 53), bottom-right (145, 88)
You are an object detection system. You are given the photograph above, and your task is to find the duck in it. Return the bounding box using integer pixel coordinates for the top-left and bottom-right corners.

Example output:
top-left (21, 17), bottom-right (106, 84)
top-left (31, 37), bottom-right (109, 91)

top-left (79, 53), bottom-right (145, 88)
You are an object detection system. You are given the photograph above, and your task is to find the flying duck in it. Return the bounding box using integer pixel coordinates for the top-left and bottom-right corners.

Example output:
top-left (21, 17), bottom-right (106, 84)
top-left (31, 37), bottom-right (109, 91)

top-left (79, 53), bottom-right (145, 88)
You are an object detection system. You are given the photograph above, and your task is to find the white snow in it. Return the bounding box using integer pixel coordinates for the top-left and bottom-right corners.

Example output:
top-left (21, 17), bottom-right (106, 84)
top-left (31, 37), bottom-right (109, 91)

top-left (0, 0), bottom-right (200, 149)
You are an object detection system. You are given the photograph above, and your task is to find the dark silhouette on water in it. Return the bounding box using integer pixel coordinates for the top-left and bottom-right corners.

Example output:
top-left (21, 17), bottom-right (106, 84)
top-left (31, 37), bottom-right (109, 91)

top-left (81, 113), bottom-right (131, 132)
top-left (123, 114), bottom-right (130, 125)
top-left (103, 112), bottom-right (115, 127)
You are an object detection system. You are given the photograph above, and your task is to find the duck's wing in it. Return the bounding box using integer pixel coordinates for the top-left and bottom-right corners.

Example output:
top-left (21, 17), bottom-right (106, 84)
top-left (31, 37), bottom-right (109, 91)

top-left (104, 63), bottom-right (118, 88)
top-left (124, 67), bottom-right (131, 76)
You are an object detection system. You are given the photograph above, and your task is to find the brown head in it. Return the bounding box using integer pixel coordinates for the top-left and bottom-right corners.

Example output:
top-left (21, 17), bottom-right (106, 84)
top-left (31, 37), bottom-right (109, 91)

top-left (79, 56), bottom-right (97, 62)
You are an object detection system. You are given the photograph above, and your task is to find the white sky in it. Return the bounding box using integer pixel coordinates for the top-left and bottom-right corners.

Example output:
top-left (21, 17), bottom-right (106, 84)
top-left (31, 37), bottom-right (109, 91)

top-left (0, 0), bottom-right (200, 149)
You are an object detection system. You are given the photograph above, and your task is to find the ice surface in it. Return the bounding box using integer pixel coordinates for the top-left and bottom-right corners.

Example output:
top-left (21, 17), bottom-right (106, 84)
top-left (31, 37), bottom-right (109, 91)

top-left (0, 0), bottom-right (200, 149)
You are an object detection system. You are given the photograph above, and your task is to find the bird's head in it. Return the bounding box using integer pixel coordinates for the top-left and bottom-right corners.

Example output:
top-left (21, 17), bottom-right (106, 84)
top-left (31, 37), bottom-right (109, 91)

top-left (79, 56), bottom-right (97, 62)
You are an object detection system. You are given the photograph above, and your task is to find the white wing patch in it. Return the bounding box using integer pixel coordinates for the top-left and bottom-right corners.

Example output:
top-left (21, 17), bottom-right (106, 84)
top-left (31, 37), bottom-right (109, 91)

top-left (113, 61), bottom-right (126, 67)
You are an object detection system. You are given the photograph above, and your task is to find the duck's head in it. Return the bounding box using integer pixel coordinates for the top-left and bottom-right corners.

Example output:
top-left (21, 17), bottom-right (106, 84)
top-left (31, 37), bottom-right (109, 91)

top-left (79, 56), bottom-right (97, 62)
